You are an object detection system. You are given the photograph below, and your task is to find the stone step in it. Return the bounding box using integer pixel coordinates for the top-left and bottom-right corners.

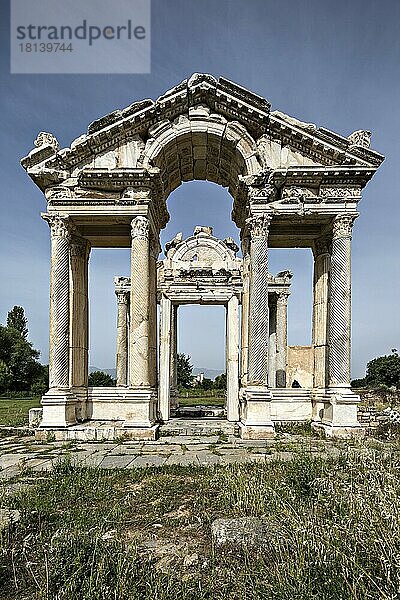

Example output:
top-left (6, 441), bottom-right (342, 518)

top-left (160, 418), bottom-right (239, 437)
top-left (172, 405), bottom-right (226, 418)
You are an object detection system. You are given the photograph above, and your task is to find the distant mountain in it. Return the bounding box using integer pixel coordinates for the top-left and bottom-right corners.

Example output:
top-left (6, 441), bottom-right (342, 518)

top-left (192, 367), bottom-right (224, 381)
top-left (89, 366), bottom-right (223, 381)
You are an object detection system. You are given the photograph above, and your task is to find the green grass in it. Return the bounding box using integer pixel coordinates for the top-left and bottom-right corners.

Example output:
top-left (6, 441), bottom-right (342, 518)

top-left (2, 449), bottom-right (400, 599)
top-left (0, 397), bottom-right (40, 427)
top-left (177, 395), bottom-right (225, 407)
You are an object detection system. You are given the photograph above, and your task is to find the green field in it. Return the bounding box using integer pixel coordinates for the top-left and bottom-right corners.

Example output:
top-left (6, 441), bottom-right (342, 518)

top-left (177, 395), bottom-right (225, 407)
top-left (2, 450), bottom-right (400, 599)
top-left (0, 397), bottom-right (40, 427)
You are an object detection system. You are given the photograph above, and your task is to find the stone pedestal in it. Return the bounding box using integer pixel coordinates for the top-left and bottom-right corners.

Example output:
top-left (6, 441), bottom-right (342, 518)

top-left (239, 387), bottom-right (275, 439)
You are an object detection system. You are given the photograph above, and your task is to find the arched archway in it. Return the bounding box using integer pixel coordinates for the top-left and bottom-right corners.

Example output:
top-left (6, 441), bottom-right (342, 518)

top-left (22, 74), bottom-right (384, 439)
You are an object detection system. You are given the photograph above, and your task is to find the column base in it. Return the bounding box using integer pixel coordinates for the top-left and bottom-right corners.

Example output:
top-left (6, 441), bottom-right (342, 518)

top-left (87, 387), bottom-right (157, 427)
top-left (239, 386), bottom-right (275, 439)
top-left (312, 386), bottom-right (364, 438)
top-left (39, 389), bottom-right (77, 428)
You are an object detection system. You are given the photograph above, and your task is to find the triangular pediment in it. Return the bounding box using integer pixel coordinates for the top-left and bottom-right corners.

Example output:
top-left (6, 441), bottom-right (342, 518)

top-left (21, 73), bottom-right (384, 193)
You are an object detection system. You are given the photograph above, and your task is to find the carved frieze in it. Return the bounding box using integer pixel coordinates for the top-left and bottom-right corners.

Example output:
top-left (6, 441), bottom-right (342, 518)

top-left (319, 185), bottom-right (362, 201)
top-left (281, 186), bottom-right (319, 203)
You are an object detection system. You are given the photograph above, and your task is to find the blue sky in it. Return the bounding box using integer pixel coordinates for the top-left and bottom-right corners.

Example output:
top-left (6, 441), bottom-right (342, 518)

top-left (0, 0), bottom-right (399, 376)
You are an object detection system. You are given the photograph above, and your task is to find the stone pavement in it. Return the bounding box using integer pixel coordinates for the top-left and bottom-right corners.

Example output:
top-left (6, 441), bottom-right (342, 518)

top-left (0, 429), bottom-right (344, 480)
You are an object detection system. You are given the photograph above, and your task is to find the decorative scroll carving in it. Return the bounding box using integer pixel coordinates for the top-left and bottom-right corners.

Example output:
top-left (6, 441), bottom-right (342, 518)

top-left (276, 270), bottom-right (293, 280)
top-left (45, 186), bottom-right (73, 201)
top-left (319, 185), bottom-right (362, 200)
top-left (165, 232), bottom-right (183, 256)
top-left (250, 183), bottom-right (277, 204)
top-left (34, 132), bottom-right (60, 151)
top-left (131, 216), bottom-right (149, 240)
top-left (42, 214), bottom-right (74, 239)
top-left (194, 226), bottom-right (213, 236)
top-left (332, 215), bottom-right (357, 239)
top-left (348, 130), bottom-right (371, 148)
top-left (247, 214), bottom-right (272, 238)
top-left (121, 188), bottom-right (151, 202)
top-left (281, 186), bottom-right (319, 203)
top-left (223, 237), bottom-right (239, 254)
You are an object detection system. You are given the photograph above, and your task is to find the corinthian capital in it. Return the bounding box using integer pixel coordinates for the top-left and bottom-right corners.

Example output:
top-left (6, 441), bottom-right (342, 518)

top-left (131, 216), bottom-right (149, 240)
top-left (115, 290), bottom-right (129, 305)
top-left (42, 214), bottom-right (74, 239)
top-left (246, 214), bottom-right (272, 238)
top-left (70, 236), bottom-right (91, 258)
top-left (332, 215), bottom-right (357, 239)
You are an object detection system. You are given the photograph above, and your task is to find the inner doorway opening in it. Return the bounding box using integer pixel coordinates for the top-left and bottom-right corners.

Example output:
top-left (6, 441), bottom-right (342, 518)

top-left (175, 305), bottom-right (227, 418)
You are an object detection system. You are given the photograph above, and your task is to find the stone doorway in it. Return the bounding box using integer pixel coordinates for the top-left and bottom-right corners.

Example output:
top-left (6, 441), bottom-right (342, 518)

top-left (157, 227), bottom-right (241, 423)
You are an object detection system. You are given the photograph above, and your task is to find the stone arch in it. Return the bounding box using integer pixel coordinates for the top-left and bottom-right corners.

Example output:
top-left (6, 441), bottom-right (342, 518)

top-left (142, 106), bottom-right (262, 202)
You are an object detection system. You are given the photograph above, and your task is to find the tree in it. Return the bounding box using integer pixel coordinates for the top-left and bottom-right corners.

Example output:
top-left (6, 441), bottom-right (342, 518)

top-left (0, 360), bottom-right (12, 394)
top-left (197, 377), bottom-right (213, 391)
top-left (177, 353), bottom-right (193, 388)
top-left (88, 370), bottom-right (115, 387)
top-left (7, 306), bottom-right (28, 338)
top-left (0, 324), bottom-right (42, 391)
top-left (214, 373), bottom-right (227, 390)
top-left (364, 352), bottom-right (400, 388)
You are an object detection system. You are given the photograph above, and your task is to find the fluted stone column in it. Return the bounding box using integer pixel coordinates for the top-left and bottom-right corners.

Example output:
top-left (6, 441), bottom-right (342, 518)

top-left (328, 216), bottom-right (356, 388)
top-left (69, 236), bottom-right (91, 391)
top-left (312, 236), bottom-right (331, 389)
top-left (159, 294), bottom-right (172, 421)
top-left (318, 214), bottom-right (362, 437)
top-left (240, 214), bottom-right (274, 440)
top-left (276, 293), bottom-right (289, 388)
top-left (43, 215), bottom-right (73, 390)
top-left (115, 290), bottom-right (129, 386)
top-left (240, 235), bottom-right (251, 386)
top-left (247, 215), bottom-right (272, 385)
top-left (268, 299), bottom-right (277, 388)
top-left (148, 235), bottom-right (160, 389)
top-left (170, 304), bottom-right (178, 408)
top-left (41, 214), bottom-right (76, 427)
top-left (226, 295), bottom-right (240, 421)
top-left (129, 216), bottom-right (152, 388)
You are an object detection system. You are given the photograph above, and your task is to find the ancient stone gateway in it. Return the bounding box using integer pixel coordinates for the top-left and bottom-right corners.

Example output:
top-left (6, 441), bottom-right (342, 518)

top-left (21, 74), bottom-right (384, 440)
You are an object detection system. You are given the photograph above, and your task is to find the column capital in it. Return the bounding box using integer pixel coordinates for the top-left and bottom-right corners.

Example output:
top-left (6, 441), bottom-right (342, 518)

top-left (313, 235), bottom-right (331, 257)
top-left (131, 215), bottom-right (149, 240)
top-left (42, 214), bottom-right (75, 239)
top-left (115, 289), bottom-right (129, 305)
top-left (69, 235), bottom-right (91, 258)
top-left (277, 292), bottom-right (290, 306)
top-left (332, 214), bottom-right (357, 240)
top-left (246, 214), bottom-right (273, 238)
